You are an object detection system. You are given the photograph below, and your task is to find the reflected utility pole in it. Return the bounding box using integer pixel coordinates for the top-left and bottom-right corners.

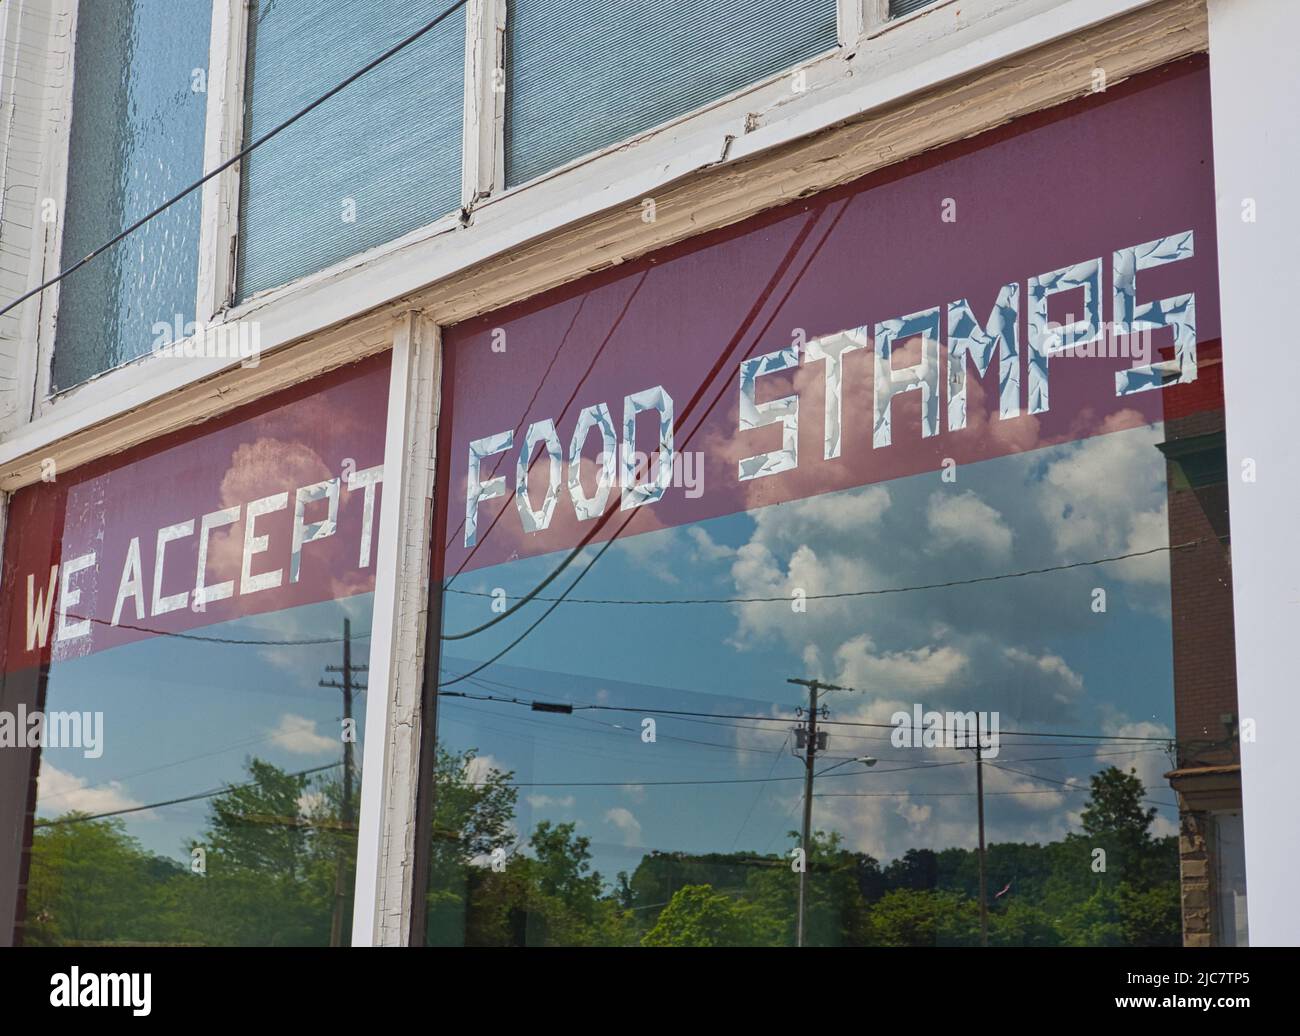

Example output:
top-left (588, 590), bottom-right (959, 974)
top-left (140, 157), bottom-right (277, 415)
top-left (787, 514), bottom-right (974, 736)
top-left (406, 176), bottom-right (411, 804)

top-left (957, 714), bottom-right (989, 947)
top-left (789, 676), bottom-right (841, 948)
top-left (321, 617), bottom-right (366, 947)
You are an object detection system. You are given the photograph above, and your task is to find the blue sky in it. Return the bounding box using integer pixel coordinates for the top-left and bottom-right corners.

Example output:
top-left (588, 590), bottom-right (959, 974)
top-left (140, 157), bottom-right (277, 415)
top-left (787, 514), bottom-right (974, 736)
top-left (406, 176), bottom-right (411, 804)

top-left (34, 595), bottom-right (371, 863)
top-left (437, 419), bottom-right (1180, 881)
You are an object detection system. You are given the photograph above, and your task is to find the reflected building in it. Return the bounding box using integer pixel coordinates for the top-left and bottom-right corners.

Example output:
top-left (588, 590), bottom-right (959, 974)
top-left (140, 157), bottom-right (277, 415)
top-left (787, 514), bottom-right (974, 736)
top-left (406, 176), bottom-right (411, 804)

top-left (1157, 353), bottom-right (1248, 947)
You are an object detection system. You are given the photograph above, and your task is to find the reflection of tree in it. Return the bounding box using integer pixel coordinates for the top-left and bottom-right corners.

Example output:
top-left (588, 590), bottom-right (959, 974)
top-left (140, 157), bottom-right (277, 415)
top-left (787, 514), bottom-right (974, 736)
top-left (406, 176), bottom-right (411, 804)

top-left (425, 748), bottom-right (633, 945)
top-left (24, 758), bottom-right (1181, 947)
top-left (642, 884), bottom-right (773, 947)
top-left (423, 755), bottom-right (1178, 947)
top-left (1080, 765), bottom-right (1166, 885)
top-left (25, 757), bottom-right (358, 946)
top-left (207, 759), bottom-right (312, 878)
top-left (25, 816), bottom-right (184, 946)
top-left (181, 759), bottom-right (359, 946)
top-left (425, 745), bottom-right (518, 944)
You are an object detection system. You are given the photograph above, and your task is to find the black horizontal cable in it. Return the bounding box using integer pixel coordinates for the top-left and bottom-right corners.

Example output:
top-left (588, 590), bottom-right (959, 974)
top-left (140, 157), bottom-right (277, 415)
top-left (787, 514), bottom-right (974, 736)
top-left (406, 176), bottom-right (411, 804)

top-left (437, 690), bottom-right (1176, 744)
top-left (443, 670), bottom-right (1177, 749)
top-left (33, 762), bottom-right (340, 827)
top-left (986, 762), bottom-right (1176, 809)
top-left (52, 537), bottom-right (1195, 646)
top-left (467, 758), bottom-right (971, 790)
top-left (442, 540), bottom-right (1200, 606)
top-left (68, 613), bottom-right (371, 646)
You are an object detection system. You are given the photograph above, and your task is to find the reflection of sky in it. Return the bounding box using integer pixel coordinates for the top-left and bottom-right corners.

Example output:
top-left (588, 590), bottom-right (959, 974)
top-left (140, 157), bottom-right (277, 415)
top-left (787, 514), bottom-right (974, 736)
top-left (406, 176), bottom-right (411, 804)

top-left (34, 595), bottom-right (372, 862)
top-left (437, 423), bottom-right (1179, 884)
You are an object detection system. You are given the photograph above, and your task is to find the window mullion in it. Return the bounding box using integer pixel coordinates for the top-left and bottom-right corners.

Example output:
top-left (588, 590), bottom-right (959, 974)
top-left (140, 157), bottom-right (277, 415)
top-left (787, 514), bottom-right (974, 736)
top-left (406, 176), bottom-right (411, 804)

top-left (461, 0), bottom-right (508, 209)
top-left (28, 0), bottom-right (78, 417)
top-left (352, 312), bottom-right (442, 946)
top-left (197, 0), bottom-right (249, 322)
top-left (841, 0), bottom-right (889, 46)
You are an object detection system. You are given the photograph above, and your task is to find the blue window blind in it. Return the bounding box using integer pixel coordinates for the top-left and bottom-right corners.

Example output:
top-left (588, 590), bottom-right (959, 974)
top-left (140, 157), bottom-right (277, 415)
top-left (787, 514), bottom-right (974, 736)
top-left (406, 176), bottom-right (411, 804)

top-left (506, 0), bottom-right (839, 187)
top-left (52, 0), bottom-right (211, 391)
top-left (236, 0), bottom-right (464, 302)
top-left (890, 0), bottom-right (941, 16)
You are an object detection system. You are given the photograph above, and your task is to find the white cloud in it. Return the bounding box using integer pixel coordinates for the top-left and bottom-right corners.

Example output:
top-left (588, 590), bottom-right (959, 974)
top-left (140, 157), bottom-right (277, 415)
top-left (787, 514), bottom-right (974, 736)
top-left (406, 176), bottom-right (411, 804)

top-left (835, 634), bottom-right (969, 695)
top-left (466, 752), bottom-right (509, 785)
top-left (526, 794), bottom-right (575, 810)
top-left (37, 764), bottom-right (150, 819)
top-left (926, 490), bottom-right (1013, 560)
top-left (617, 526), bottom-right (682, 583)
top-left (269, 713), bottom-right (337, 755)
top-left (687, 526), bottom-right (735, 563)
top-left (1033, 424), bottom-right (1169, 587)
top-left (603, 806), bottom-right (642, 846)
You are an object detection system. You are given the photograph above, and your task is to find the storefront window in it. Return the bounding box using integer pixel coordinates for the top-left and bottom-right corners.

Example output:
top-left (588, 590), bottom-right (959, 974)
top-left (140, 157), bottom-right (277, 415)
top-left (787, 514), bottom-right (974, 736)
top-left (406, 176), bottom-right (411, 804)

top-left (0, 356), bottom-right (388, 945)
top-left (421, 59), bottom-right (1237, 947)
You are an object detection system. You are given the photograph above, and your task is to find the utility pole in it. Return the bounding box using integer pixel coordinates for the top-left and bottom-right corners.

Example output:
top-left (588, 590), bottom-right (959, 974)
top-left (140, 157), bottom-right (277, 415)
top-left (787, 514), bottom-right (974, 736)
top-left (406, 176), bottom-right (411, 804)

top-left (788, 677), bottom-right (842, 948)
top-left (320, 617), bottom-right (367, 947)
top-left (957, 713), bottom-right (989, 947)
top-left (975, 712), bottom-right (988, 947)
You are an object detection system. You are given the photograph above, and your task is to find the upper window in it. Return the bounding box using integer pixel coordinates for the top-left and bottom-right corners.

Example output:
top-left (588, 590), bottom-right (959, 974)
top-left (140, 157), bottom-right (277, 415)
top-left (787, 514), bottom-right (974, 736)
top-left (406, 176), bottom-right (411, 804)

top-left (236, 0), bottom-right (465, 301)
top-left (51, 0), bottom-right (212, 391)
top-left (890, 0), bottom-right (941, 17)
top-left (505, 0), bottom-right (839, 187)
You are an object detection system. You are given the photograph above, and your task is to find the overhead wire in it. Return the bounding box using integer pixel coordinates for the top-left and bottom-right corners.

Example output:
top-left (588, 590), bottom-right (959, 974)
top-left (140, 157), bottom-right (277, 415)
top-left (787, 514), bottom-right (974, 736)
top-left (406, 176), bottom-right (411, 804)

top-left (441, 541), bottom-right (1199, 606)
top-left (438, 199), bottom-right (847, 651)
top-left (34, 762), bottom-right (341, 827)
top-left (436, 689), bottom-right (1175, 744)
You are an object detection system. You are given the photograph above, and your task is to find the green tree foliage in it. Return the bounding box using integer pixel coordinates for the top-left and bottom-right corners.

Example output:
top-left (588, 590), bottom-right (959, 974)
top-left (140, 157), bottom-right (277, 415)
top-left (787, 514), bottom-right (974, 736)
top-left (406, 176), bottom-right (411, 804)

top-left (425, 745), bottom-right (519, 945)
top-left (26, 758), bottom-right (358, 946)
top-left (868, 888), bottom-right (980, 946)
top-left (24, 756), bottom-right (1182, 947)
top-left (739, 830), bottom-right (875, 946)
top-left (25, 816), bottom-right (183, 945)
top-left (641, 884), bottom-right (771, 947)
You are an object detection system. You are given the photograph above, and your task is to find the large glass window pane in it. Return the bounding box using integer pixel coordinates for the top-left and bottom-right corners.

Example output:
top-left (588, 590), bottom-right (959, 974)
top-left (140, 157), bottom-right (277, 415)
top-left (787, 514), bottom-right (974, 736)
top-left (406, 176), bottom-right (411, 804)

top-left (422, 59), bottom-right (1240, 947)
top-left (0, 356), bottom-right (388, 946)
top-left (236, 0), bottom-right (465, 301)
top-left (52, 0), bottom-right (211, 390)
top-left (506, 0), bottom-right (839, 187)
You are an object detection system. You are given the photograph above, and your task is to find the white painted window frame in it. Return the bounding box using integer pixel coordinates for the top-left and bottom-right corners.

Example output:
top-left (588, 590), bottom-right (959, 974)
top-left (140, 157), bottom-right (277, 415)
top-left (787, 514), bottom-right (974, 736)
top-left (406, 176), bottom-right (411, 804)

top-left (462, 0), bottom-right (507, 208)
top-left (23, 0), bottom-right (76, 420)
top-left (27, 0), bottom-right (243, 413)
top-left (351, 313), bottom-right (441, 947)
top-left (0, 0), bottom-right (73, 433)
top-left (1208, 0), bottom-right (1300, 947)
top-left (197, 0), bottom-right (250, 324)
top-left (0, 0), bottom-right (1206, 946)
top-left (5, 0), bottom-right (1128, 444)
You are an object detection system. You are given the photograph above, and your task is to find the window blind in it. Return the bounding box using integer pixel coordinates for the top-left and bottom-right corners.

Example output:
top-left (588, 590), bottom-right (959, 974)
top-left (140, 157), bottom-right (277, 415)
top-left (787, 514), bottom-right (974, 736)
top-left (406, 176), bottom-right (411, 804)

top-left (236, 0), bottom-right (464, 301)
top-left (506, 0), bottom-right (839, 187)
top-left (890, 0), bottom-right (941, 17)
